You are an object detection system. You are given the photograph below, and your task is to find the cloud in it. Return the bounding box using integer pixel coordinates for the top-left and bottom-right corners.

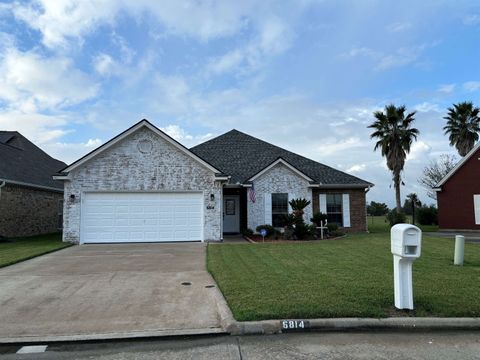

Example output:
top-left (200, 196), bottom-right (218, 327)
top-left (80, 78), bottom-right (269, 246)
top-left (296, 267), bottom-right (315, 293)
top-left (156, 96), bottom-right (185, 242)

top-left (406, 141), bottom-right (431, 162)
top-left (11, 0), bottom-right (117, 49)
top-left (463, 81), bottom-right (480, 92)
top-left (0, 48), bottom-right (98, 110)
top-left (206, 16), bottom-right (293, 75)
top-left (346, 164), bottom-right (367, 173)
top-left (463, 14), bottom-right (480, 26)
top-left (386, 22), bottom-right (412, 33)
top-left (341, 43), bottom-right (435, 71)
top-left (9, 1), bottom-right (261, 48)
top-left (414, 102), bottom-right (441, 113)
top-left (437, 84), bottom-right (455, 94)
top-left (42, 138), bottom-right (103, 164)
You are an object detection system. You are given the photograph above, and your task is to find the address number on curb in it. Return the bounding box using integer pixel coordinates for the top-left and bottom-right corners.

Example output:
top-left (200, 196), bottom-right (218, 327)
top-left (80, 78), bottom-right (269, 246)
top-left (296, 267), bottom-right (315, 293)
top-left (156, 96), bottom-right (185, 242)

top-left (281, 320), bottom-right (310, 331)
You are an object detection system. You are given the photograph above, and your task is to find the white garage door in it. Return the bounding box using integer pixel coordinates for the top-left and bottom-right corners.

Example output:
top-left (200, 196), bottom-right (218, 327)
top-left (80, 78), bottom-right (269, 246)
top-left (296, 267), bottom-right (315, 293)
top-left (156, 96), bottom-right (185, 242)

top-left (81, 192), bottom-right (203, 243)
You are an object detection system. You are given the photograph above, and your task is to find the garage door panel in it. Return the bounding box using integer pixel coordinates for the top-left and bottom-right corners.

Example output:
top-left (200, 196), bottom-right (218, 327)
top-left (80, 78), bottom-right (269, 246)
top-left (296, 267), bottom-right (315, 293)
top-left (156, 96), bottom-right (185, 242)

top-left (82, 192), bottom-right (203, 243)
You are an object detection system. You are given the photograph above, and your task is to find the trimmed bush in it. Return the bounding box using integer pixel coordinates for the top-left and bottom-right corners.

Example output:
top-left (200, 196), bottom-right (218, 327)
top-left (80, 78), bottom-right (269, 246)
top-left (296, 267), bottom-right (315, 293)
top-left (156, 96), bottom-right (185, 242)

top-left (311, 212), bottom-right (328, 227)
top-left (417, 205), bottom-right (438, 225)
top-left (327, 223), bottom-right (339, 232)
top-left (386, 209), bottom-right (407, 226)
top-left (241, 228), bottom-right (254, 237)
top-left (256, 224), bottom-right (276, 237)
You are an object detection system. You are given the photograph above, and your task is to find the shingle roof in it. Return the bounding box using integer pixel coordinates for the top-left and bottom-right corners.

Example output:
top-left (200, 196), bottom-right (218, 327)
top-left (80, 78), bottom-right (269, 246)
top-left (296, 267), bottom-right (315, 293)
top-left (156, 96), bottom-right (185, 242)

top-left (190, 129), bottom-right (373, 187)
top-left (0, 131), bottom-right (66, 190)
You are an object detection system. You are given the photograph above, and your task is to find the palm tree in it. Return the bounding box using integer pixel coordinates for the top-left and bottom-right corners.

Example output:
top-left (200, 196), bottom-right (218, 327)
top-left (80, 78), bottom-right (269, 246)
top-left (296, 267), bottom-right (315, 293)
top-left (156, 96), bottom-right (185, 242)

top-left (443, 101), bottom-right (480, 157)
top-left (369, 104), bottom-right (419, 212)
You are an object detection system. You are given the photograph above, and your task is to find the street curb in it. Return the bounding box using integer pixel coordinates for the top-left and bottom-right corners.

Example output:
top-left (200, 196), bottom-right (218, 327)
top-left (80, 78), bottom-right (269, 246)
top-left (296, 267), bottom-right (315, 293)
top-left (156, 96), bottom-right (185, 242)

top-left (0, 328), bottom-right (225, 344)
top-left (227, 317), bottom-right (480, 335)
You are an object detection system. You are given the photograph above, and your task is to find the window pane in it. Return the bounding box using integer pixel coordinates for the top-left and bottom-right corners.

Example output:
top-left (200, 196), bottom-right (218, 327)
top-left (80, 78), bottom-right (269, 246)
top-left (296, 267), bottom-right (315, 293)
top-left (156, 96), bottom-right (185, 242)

top-left (272, 193), bottom-right (288, 227)
top-left (272, 193), bottom-right (288, 214)
top-left (326, 193), bottom-right (343, 226)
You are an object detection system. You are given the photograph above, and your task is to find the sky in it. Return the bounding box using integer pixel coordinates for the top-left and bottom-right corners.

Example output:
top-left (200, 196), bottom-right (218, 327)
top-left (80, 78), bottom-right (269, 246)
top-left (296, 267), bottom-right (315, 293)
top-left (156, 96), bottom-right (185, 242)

top-left (1, 0), bottom-right (479, 207)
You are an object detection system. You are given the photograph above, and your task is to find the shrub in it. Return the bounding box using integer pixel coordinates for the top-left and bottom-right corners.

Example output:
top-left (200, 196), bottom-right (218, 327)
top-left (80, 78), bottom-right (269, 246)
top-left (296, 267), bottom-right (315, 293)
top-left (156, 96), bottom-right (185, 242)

top-left (327, 223), bottom-right (339, 232)
top-left (311, 212), bottom-right (328, 226)
top-left (289, 198), bottom-right (311, 217)
top-left (256, 224), bottom-right (276, 237)
top-left (294, 223), bottom-right (316, 240)
top-left (281, 213), bottom-right (298, 228)
top-left (417, 205), bottom-right (438, 225)
top-left (386, 209), bottom-right (407, 226)
top-left (241, 228), bottom-right (254, 237)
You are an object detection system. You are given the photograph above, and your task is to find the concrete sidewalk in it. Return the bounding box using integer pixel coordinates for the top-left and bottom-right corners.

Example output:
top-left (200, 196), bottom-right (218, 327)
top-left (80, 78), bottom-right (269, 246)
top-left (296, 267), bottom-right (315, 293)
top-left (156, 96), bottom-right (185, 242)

top-left (0, 243), bottom-right (228, 343)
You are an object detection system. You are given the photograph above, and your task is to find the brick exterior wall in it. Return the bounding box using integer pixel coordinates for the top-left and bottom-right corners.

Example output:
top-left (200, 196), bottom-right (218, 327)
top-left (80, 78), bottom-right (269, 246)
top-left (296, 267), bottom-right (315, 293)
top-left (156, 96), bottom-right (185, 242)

top-left (312, 188), bottom-right (367, 232)
top-left (63, 127), bottom-right (222, 244)
top-left (0, 183), bottom-right (63, 237)
top-left (247, 163), bottom-right (313, 231)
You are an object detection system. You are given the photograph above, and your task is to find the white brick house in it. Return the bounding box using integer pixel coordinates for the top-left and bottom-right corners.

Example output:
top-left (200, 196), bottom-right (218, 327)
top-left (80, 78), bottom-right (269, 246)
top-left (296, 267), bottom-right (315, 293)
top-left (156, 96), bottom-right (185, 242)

top-left (55, 120), bottom-right (373, 244)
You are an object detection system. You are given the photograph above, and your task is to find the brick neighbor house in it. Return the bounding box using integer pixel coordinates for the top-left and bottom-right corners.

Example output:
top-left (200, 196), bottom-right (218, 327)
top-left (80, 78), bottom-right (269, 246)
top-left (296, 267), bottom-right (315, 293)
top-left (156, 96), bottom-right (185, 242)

top-left (436, 143), bottom-right (480, 230)
top-left (55, 119), bottom-right (373, 244)
top-left (0, 131), bottom-right (66, 237)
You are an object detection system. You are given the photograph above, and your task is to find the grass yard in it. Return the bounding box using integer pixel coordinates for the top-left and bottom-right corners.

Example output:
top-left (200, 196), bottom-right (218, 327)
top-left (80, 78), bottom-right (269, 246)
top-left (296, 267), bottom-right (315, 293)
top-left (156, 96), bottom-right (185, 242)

top-left (0, 233), bottom-right (71, 268)
top-left (208, 233), bottom-right (480, 320)
top-left (367, 215), bottom-right (439, 233)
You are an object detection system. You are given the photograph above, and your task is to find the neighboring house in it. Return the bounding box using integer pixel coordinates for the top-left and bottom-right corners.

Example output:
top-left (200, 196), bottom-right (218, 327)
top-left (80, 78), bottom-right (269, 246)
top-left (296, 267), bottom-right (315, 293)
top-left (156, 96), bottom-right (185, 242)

top-left (55, 120), bottom-right (373, 244)
top-left (0, 131), bottom-right (66, 237)
top-left (435, 143), bottom-right (480, 230)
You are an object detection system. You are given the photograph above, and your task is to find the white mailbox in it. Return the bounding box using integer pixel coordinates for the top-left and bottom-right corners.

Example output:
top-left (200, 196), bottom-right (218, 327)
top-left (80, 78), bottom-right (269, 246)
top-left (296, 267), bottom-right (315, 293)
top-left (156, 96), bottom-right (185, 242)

top-left (390, 224), bottom-right (422, 310)
top-left (391, 224), bottom-right (422, 258)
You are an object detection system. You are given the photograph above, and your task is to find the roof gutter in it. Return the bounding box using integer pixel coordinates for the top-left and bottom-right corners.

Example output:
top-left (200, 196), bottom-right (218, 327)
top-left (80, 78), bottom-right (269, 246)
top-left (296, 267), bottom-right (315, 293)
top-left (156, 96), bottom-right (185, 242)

top-left (0, 179), bottom-right (63, 193)
top-left (310, 183), bottom-right (374, 189)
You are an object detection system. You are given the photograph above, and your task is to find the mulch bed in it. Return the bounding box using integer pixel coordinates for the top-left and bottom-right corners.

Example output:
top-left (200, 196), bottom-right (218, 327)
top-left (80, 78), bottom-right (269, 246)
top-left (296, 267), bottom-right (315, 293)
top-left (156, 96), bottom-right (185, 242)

top-left (246, 235), bottom-right (343, 243)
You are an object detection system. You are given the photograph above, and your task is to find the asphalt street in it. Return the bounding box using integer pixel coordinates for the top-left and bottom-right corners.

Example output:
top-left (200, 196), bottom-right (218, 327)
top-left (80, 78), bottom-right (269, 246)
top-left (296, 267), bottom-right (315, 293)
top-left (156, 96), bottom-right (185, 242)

top-left (1, 331), bottom-right (480, 359)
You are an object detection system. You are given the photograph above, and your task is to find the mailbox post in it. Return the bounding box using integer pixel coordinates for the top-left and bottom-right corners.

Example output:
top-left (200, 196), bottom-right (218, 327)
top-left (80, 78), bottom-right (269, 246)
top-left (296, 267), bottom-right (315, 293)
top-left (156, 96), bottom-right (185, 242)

top-left (391, 224), bottom-right (422, 310)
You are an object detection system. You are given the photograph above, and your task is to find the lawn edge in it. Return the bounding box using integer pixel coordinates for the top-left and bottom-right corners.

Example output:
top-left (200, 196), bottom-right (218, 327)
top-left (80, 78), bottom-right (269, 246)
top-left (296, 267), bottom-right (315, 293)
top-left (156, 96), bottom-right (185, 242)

top-left (0, 243), bottom-right (73, 269)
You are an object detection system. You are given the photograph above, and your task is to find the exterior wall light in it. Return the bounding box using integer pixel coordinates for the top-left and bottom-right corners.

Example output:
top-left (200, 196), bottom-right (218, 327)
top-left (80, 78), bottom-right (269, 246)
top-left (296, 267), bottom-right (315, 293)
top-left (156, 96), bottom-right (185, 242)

top-left (210, 194), bottom-right (215, 201)
top-left (70, 194), bottom-right (76, 201)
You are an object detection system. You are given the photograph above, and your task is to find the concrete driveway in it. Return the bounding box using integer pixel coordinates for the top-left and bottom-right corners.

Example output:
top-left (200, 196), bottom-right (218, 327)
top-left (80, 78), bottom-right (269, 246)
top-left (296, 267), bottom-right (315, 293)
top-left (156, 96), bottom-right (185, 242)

top-left (0, 243), bottom-right (227, 342)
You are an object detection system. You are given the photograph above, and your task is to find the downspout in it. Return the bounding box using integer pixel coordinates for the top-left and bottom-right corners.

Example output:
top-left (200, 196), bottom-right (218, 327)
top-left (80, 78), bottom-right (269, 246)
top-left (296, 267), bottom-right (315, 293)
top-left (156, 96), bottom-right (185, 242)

top-left (0, 180), bottom-right (6, 201)
top-left (365, 185), bottom-right (371, 232)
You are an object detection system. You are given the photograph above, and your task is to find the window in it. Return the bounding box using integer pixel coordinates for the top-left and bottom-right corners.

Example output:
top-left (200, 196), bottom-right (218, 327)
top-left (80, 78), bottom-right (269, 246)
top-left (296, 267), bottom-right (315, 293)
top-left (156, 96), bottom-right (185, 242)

top-left (272, 193), bottom-right (288, 227)
top-left (326, 193), bottom-right (343, 226)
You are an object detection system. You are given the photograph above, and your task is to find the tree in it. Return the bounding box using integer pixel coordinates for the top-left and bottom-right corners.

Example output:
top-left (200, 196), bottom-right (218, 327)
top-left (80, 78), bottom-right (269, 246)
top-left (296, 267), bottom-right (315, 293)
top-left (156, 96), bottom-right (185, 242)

top-left (403, 193), bottom-right (422, 224)
top-left (366, 201), bottom-right (389, 216)
top-left (369, 104), bottom-right (419, 212)
top-left (443, 101), bottom-right (480, 157)
top-left (418, 154), bottom-right (457, 199)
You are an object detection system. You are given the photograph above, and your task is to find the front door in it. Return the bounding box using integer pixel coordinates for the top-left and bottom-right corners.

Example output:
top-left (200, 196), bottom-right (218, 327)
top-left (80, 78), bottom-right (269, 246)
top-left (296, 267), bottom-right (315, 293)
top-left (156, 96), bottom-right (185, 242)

top-left (223, 195), bottom-right (240, 233)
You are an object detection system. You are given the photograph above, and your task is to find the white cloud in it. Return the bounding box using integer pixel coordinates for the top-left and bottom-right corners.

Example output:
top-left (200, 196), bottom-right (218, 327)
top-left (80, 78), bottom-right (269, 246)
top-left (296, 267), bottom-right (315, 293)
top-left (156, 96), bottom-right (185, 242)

top-left (206, 16), bottom-right (292, 75)
top-left (159, 124), bottom-right (213, 147)
top-left (463, 81), bottom-right (480, 92)
top-left (346, 164), bottom-right (367, 173)
top-left (9, 1), bottom-right (260, 48)
top-left (0, 110), bottom-right (68, 145)
top-left (11, 1), bottom-right (117, 49)
top-left (341, 43), bottom-right (434, 71)
top-left (437, 83), bottom-right (455, 94)
top-left (414, 102), bottom-right (441, 113)
top-left (42, 138), bottom-right (103, 164)
top-left (386, 22), bottom-right (412, 33)
top-left (0, 48), bottom-right (98, 110)
top-left (463, 14), bottom-right (480, 26)
top-left (406, 141), bottom-right (431, 162)
top-left (93, 53), bottom-right (118, 76)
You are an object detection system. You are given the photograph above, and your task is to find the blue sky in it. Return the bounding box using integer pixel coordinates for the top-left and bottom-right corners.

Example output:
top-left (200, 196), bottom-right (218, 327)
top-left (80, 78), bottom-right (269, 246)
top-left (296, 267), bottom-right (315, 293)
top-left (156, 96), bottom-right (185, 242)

top-left (1, 0), bottom-right (480, 207)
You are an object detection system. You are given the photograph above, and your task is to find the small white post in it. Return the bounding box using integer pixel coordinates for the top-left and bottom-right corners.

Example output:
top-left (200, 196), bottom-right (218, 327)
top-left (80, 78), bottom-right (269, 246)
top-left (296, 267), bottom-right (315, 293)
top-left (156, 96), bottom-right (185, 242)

top-left (454, 235), bottom-right (465, 266)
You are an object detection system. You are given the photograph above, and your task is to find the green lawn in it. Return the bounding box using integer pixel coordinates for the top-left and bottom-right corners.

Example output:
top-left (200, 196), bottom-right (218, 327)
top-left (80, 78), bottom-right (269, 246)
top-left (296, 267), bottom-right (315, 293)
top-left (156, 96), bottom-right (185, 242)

top-left (208, 233), bottom-right (480, 320)
top-left (367, 215), bottom-right (439, 233)
top-left (0, 233), bottom-right (72, 268)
